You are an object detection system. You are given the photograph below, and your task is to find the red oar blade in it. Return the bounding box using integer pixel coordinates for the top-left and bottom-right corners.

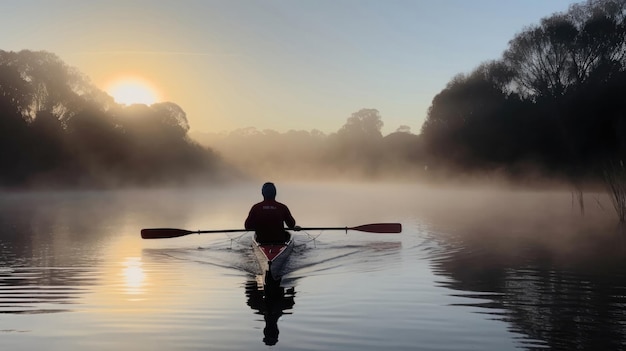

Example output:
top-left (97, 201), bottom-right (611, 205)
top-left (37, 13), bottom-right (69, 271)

top-left (141, 228), bottom-right (195, 239)
top-left (349, 223), bottom-right (402, 233)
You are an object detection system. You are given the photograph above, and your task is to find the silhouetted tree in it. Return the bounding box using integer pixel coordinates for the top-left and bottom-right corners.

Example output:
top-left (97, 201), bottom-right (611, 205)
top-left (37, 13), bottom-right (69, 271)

top-left (151, 102), bottom-right (190, 138)
top-left (421, 63), bottom-right (533, 171)
top-left (505, 16), bottom-right (578, 99)
top-left (0, 50), bottom-right (228, 188)
top-left (0, 50), bottom-right (95, 122)
top-left (420, 0), bottom-right (626, 184)
top-left (0, 72), bottom-right (30, 185)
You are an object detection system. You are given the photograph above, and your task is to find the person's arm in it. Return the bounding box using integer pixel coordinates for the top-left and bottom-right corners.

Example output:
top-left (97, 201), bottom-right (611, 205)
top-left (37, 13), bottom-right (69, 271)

top-left (245, 206), bottom-right (257, 230)
top-left (284, 206), bottom-right (296, 229)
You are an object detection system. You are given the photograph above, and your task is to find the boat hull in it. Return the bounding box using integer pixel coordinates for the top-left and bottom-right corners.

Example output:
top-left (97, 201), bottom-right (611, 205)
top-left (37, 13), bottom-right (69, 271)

top-left (252, 232), bottom-right (294, 283)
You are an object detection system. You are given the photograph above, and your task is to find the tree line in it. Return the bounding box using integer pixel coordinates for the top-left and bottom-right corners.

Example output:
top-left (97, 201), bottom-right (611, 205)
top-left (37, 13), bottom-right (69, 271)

top-left (198, 0), bottom-right (626, 186)
top-left (192, 109), bottom-right (424, 181)
top-left (420, 0), bottom-right (626, 182)
top-left (2, 0), bottom-right (625, 189)
top-left (0, 50), bottom-right (231, 188)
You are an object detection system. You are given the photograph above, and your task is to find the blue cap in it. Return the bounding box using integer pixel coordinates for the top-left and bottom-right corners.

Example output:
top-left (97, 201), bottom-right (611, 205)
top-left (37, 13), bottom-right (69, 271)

top-left (262, 182), bottom-right (277, 199)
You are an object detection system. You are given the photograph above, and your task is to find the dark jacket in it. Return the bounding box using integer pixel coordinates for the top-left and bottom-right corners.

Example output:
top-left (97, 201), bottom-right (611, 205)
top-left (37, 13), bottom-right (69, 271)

top-left (245, 199), bottom-right (296, 242)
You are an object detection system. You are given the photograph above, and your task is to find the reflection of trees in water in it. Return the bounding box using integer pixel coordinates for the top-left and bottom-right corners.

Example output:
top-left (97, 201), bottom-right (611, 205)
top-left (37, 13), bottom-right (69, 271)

top-left (0, 196), bottom-right (100, 314)
top-left (0, 193), bottom-right (114, 264)
top-left (428, 229), bottom-right (626, 350)
top-left (245, 278), bottom-right (295, 346)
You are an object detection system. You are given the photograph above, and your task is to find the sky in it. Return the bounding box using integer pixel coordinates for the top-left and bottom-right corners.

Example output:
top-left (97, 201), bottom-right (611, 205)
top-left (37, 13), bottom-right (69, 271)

top-left (1, 0), bottom-right (582, 135)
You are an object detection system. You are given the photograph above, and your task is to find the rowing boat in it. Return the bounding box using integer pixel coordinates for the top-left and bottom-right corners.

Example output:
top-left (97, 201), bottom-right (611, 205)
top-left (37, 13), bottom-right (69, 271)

top-left (252, 232), bottom-right (294, 284)
top-left (140, 223), bottom-right (401, 284)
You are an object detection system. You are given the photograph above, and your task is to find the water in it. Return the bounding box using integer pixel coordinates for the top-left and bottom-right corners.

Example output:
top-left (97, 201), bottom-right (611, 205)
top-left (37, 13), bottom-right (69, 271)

top-left (0, 183), bottom-right (625, 350)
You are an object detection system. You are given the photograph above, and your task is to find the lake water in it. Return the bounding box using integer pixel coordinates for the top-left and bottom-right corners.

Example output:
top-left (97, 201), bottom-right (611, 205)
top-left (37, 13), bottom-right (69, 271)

top-left (1, 182), bottom-right (625, 350)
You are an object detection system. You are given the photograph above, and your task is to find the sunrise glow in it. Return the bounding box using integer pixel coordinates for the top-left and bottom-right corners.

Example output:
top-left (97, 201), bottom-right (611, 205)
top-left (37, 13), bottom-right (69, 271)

top-left (121, 257), bottom-right (146, 296)
top-left (105, 77), bottom-right (160, 106)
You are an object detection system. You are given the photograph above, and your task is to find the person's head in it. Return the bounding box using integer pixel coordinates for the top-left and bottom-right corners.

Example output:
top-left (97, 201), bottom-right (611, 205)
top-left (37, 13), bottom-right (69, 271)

top-left (262, 182), bottom-right (277, 200)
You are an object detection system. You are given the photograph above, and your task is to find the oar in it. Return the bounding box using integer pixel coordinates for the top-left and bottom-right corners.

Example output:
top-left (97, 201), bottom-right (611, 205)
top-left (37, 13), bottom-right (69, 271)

top-left (141, 223), bottom-right (402, 239)
top-left (297, 223), bottom-right (402, 234)
top-left (141, 228), bottom-right (248, 239)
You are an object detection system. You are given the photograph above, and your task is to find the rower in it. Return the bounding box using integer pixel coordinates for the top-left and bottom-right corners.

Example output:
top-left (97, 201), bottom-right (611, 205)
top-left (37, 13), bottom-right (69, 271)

top-left (245, 182), bottom-right (299, 243)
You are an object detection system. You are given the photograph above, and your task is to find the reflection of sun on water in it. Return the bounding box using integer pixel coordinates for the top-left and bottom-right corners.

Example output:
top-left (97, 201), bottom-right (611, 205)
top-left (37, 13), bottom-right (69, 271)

top-left (121, 257), bottom-right (146, 298)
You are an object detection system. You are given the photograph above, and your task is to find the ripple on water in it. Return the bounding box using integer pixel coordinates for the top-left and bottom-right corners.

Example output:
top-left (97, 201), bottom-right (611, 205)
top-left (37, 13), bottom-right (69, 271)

top-left (0, 267), bottom-right (95, 314)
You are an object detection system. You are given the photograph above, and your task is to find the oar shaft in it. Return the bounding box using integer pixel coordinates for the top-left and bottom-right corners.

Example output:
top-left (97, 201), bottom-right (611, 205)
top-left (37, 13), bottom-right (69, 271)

top-left (141, 228), bottom-right (250, 239)
top-left (297, 223), bottom-right (402, 233)
top-left (196, 229), bottom-right (249, 234)
top-left (141, 222), bottom-right (402, 239)
top-left (296, 226), bottom-right (348, 231)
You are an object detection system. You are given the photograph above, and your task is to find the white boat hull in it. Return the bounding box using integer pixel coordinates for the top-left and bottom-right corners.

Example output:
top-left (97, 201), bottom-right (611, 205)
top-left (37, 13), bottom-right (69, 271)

top-left (252, 232), bottom-right (294, 283)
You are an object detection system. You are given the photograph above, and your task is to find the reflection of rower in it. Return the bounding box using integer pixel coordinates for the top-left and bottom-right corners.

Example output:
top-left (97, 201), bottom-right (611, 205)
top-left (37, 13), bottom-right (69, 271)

top-left (245, 277), bottom-right (296, 346)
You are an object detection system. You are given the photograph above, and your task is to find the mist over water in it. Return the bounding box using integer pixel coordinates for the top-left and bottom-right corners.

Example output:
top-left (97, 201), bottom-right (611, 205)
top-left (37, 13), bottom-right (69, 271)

top-left (0, 182), bottom-right (625, 350)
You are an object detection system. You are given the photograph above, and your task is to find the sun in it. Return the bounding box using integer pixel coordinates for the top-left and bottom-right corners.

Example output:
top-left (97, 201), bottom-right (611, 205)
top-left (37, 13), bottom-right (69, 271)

top-left (105, 76), bottom-right (160, 106)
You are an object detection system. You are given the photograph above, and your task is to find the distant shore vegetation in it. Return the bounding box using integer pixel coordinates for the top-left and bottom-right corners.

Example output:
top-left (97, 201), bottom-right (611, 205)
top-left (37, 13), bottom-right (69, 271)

top-left (197, 0), bottom-right (626, 188)
top-left (1, 0), bottom-right (626, 191)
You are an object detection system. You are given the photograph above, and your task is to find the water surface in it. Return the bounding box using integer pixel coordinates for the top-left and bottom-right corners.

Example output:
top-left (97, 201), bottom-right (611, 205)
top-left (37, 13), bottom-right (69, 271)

top-left (0, 183), bottom-right (625, 350)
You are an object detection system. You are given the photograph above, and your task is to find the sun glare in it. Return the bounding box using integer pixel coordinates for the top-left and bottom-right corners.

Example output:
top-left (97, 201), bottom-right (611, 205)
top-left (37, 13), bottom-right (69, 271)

top-left (105, 77), bottom-right (160, 106)
top-left (121, 257), bottom-right (146, 296)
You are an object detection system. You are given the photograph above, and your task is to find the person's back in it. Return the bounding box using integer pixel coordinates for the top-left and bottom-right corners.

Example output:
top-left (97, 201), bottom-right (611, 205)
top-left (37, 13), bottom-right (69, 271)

top-left (245, 183), bottom-right (296, 243)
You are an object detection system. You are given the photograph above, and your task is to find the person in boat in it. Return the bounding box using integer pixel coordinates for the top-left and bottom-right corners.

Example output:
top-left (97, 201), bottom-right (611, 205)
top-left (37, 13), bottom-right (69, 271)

top-left (245, 182), bottom-right (298, 243)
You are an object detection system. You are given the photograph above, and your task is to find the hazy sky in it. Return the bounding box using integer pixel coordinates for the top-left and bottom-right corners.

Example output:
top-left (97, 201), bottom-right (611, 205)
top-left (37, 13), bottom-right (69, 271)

top-left (2, 0), bottom-right (580, 135)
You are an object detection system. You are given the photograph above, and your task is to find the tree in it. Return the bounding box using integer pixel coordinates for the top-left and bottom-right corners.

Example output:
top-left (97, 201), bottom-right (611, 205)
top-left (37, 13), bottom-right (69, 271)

top-left (504, 16), bottom-right (578, 99)
top-left (327, 109), bottom-right (385, 176)
top-left (421, 64), bottom-right (526, 169)
top-left (503, 0), bottom-right (626, 100)
top-left (420, 0), bottom-right (626, 181)
top-left (151, 102), bottom-right (190, 138)
top-left (0, 50), bottom-right (228, 188)
top-left (0, 64), bottom-right (31, 113)
top-left (0, 50), bottom-right (96, 122)
top-left (337, 108), bottom-right (384, 140)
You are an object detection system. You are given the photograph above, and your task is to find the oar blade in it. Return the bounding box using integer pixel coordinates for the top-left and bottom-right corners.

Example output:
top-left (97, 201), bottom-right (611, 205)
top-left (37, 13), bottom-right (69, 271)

top-left (350, 223), bottom-right (402, 233)
top-left (141, 228), bottom-right (195, 239)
